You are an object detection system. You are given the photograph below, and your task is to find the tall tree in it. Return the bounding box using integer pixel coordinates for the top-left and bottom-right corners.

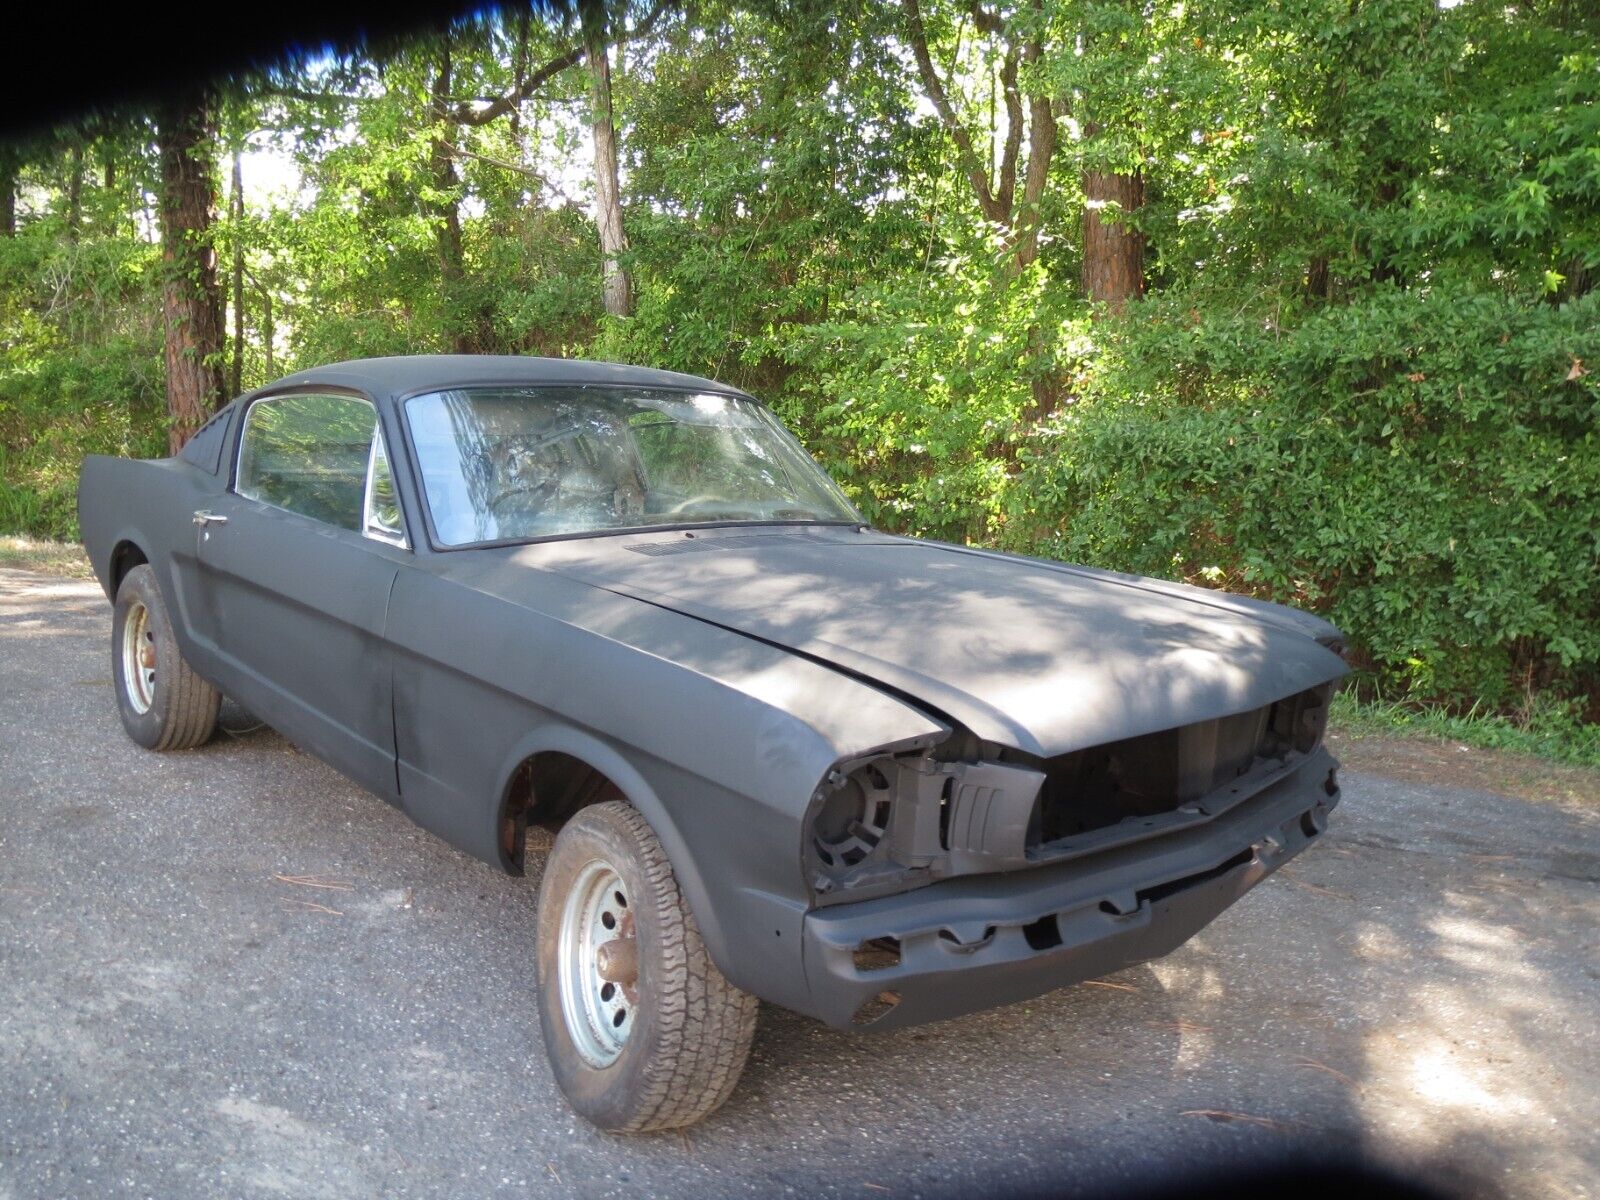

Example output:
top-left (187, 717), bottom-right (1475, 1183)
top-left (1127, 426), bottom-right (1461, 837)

top-left (229, 149), bottom-right (245, 397)
top-left (430, 4), bottom-right (663, 324)
top-left (65, 142), bottom-right (84, 242)
top-left (900, 0), bottom-right (1059, 274)
top-left (428, 35), bottom-right (473, 351)
top-left (0, 146), bottom-right (17, 237)
top-left (1080, 139), bottom-right (1143, 309)
top-left (582, 0), bottom-right (632, 317)
top-left (155, 89), bottom-right (225, 452)
top-left (1073, 0), bottom-right (1146, 311)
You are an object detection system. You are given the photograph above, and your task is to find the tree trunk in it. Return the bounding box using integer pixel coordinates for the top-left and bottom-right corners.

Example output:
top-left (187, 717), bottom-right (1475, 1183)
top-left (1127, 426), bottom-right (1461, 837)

top-left (428, 38), bottom-right (472, 352)
top-left (1307, 255), bottom-right (1331, 300)
top-left (101, 146), bottom-right (121, 237)
top-left (156, 91), bottom-right (226, 453)
top-left (260, 282), bottom-right (275, 378)
top-left (0, 150), bottom-right (16, 237)
top-left (1081, 167), bottom-right (1145, 311)
top-left (582, 0), bottom-right (632, 318)
top-left (66, 143), bottom-right (83, 242)
top-left (230, 151), bottom-right (245, 398)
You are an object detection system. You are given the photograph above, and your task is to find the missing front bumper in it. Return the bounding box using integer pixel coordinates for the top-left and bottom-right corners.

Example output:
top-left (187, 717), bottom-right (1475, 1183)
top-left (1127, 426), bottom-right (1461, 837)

top-left (799, 747), bottom-right (1340, 1031)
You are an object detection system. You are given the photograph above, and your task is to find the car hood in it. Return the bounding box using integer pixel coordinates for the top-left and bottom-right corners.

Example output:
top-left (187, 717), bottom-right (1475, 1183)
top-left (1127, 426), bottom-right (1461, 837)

top-left (524, 528), bottom-right (1348, 758)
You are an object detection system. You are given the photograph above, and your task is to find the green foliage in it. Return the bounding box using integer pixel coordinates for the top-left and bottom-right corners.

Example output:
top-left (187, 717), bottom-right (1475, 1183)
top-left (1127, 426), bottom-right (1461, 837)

top-left (1009, 287), bottom-right (1600, 710)
top-left (1330, 690), bottom-right (1600, 770)
top-left (776, 252), bottom-right (1064, 541)
top-left (0, 207), bottom-right (166, 539)
top-left (2, 0), bottom-right (1598, 732)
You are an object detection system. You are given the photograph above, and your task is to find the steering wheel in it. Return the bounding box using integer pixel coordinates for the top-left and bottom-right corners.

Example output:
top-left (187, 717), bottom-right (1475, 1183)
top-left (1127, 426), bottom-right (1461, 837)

top-left (662, 495), bottom-right (737, 517)
top-left (486, 480), bottom-right (557, 517)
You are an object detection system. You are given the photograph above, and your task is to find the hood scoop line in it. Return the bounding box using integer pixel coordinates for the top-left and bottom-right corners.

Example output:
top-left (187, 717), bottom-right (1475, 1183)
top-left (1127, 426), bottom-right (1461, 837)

top-left (574, 575), bottom-right (963, 741)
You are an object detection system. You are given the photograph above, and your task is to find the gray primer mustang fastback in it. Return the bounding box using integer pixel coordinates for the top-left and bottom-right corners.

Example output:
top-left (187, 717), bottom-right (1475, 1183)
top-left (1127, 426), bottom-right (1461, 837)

top-left (80, 355), bottom-right (1347, 1129)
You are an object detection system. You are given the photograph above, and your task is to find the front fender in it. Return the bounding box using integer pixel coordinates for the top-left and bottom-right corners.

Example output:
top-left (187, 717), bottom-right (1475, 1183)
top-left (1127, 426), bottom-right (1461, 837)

top-left (492, 720), bottom-right (823, 1010)
top-left (492, 723), bottom-right (711, 935)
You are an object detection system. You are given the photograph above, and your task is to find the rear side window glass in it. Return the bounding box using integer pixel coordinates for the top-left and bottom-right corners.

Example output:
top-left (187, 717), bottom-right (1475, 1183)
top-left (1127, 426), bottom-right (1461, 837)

top-left (179, 409), bottom-right (234, 474)
top-left (236, 394), bottom-right (378, 531)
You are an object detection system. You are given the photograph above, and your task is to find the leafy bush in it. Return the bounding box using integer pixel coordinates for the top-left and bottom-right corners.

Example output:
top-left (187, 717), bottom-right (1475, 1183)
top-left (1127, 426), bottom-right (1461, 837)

top-left (773, 256), bottom-right (1063, 543)
top-left (1009, 287), bottom-right (1600, 714)
top-left (0, 229), bottom-right (166, 540)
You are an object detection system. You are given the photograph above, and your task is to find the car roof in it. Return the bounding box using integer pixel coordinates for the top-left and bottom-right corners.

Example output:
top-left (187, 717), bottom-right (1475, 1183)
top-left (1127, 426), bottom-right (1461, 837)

top-left (235, 355), bottom-right (753, 406)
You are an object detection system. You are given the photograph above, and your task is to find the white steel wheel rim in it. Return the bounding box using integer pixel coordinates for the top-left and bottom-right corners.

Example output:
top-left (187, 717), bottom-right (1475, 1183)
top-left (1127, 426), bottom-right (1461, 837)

top-left (121, 601), bottom-right (156, 714)
top-left (556, 859), bottom-right (636, 1068)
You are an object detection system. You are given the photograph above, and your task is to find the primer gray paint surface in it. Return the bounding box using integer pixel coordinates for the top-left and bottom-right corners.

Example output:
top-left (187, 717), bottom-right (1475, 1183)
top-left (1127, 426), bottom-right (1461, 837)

top-left (78, 354), bottom-right (1348, 1028)
top-left (529, 528), bottom-right (1347, 758)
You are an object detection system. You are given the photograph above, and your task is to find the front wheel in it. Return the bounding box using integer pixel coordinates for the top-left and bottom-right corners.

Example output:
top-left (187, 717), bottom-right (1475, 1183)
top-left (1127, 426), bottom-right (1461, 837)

top-left (535, 801), bottom-right (758, 1132)
top-left (112, 564), bottom-right (220, 751)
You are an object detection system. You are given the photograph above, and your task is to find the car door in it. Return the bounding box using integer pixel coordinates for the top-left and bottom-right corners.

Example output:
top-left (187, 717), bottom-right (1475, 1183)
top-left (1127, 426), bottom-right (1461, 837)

top-left (189, 391), bottom-right (409, 801)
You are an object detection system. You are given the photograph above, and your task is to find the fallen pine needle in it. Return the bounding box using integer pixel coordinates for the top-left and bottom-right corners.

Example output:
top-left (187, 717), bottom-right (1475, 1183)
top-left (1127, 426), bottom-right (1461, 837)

top-left (1083, 979), bottom-right (1140, 994)
top-left (546, 1163), bottom-right (561, 1185)
top-left (864, 1186), bottom-right (890, 1193)
top-left (1180, 1109), bottom-right (1294, 1132)
top-left (1294, 1057), bottom-right (1360, 1090)
top-left (283, 898), bottom-right (343, 915)
top-left (1281, 874), bottom-right (1348, 900)
top-left (274, 874), bottom-right (355, 892)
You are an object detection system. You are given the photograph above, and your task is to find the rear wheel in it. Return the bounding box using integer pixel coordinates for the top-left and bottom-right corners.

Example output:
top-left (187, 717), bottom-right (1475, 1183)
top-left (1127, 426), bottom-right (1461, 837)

top-left (112, 564), bottom-right (220, 750)
top-left (535, 801), bottom-right (758, 1132)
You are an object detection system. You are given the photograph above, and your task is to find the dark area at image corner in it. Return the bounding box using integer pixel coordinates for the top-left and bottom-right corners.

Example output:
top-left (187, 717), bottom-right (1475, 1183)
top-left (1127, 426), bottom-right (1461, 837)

top-left (1021, 1160), bottom-right (1463, 1200)
top-left (3, 0), bottom-right (1587, 1196)
top-left (2, 0), bottom-right (522, 137)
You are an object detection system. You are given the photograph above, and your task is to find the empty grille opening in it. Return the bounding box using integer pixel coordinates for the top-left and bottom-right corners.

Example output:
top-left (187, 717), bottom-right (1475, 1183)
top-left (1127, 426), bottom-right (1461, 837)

top-left (937, 925), bottom-right (996, 950)
top-left (1032, 684), bottom-right (1332, 850)
top-left (852, 937), bottom-right (902, 972)
top-left (1138, 847), bottom-right (1254, 906)
top-left (938, 777), bottom-right (954, 851)
top-left (851, 990), bottom-right (901, 1026)
top-left (1022, 913), bottom-right (1063, 951)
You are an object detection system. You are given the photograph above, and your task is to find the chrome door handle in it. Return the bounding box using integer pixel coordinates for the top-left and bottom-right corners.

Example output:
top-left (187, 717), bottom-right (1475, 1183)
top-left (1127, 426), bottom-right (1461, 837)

top-left (193, 510), bottom-right (228, 526)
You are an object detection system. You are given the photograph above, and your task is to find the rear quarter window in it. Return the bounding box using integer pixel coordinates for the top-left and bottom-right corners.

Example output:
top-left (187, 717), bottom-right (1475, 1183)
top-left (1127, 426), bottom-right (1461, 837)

top-left (179, 409), bottom-right (234, 474)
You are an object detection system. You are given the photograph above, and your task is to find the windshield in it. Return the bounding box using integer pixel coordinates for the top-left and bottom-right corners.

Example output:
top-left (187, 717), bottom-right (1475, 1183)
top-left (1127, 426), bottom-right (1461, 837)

top-left (405, 385), bottom-right (862, 547)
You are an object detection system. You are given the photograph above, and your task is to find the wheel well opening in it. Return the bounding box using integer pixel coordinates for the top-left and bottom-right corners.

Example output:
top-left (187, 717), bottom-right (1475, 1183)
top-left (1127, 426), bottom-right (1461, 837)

top-left (499, 752), bottom-right (626, 872)
top-left (110, 541), bottom-right (148, 595)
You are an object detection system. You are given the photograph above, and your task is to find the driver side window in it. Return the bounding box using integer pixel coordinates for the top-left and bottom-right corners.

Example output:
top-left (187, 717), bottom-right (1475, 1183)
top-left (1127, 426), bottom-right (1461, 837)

top-left (236, 393), bottom-right (407, 547)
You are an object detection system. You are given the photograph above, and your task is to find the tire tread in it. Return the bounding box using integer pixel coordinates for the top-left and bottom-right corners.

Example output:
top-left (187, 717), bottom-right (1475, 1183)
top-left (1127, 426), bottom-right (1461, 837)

top-left (607, 802), bottom-right (758, 1131)
top-left (540, 801), bottom-right (758, 1133)
top-left (116, 565), bottom-right (221, 751)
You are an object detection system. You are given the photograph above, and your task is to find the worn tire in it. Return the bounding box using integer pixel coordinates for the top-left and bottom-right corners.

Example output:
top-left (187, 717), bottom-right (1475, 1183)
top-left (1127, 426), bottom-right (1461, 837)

top-left (535, 801), bottom-right (758, 1132)
top-left (112, 564), bottom-right (221, 751)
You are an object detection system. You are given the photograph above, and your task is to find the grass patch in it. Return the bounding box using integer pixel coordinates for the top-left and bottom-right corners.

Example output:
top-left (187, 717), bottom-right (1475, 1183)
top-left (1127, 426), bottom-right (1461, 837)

top-left (1330, 690), bottom-right (1600, 769)
top-left (0, 535), bottom-right (93, 580)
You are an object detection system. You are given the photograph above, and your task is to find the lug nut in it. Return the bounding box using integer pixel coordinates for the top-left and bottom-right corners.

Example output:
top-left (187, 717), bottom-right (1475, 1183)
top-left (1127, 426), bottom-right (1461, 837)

top-left (595, 937), bottom-right (638, 985)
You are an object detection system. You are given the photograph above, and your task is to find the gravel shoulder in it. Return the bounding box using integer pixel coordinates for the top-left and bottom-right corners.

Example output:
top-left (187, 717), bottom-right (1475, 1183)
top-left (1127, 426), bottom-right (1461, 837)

top-left (1, 567), bottom-right (1596, 1199)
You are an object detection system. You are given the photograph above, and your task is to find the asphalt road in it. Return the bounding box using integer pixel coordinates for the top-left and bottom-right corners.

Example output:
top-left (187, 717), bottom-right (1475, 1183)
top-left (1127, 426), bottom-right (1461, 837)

top-left (1, 567), bottom-right (1596, 1200)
